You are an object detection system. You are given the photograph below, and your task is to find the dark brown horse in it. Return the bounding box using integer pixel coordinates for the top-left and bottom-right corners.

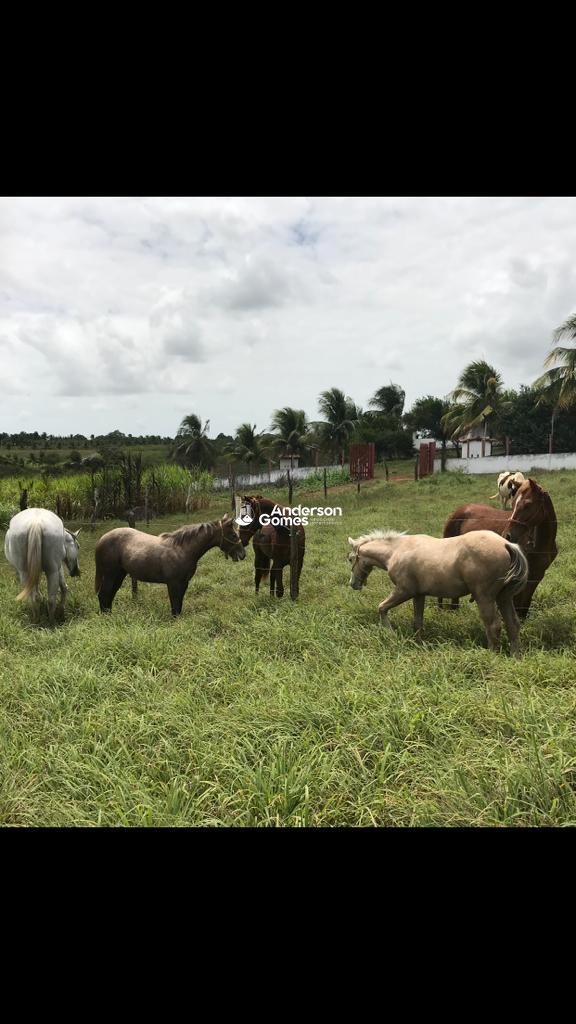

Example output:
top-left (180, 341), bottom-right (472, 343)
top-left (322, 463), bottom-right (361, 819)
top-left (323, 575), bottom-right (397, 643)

top-left (237, 495), bottom-right (305, 597)
top-left (442, 477), bottom-right (557, 619)
top-left (95, 513), bottom-right (245, 615)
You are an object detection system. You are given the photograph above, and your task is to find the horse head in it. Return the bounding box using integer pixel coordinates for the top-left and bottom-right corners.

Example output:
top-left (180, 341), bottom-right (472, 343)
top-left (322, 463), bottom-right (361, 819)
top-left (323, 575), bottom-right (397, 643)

top-left (347, 538), bottom-right (373, 590)
top-left (219, 514), bottom-right (246, 561)
top-left (64, 527), bottom-right (81, 577)
top-left (505, 478), bottom-right (544, 544)
top-left (236, 495), bottom-right (264, 545)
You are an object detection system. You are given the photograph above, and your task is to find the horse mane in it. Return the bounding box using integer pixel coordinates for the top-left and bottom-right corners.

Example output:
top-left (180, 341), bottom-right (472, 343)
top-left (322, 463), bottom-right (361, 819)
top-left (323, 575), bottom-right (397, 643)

top-left (351, 529), bottom-right (407, 547)
top-left (160, 520), bottom-right (220, 547)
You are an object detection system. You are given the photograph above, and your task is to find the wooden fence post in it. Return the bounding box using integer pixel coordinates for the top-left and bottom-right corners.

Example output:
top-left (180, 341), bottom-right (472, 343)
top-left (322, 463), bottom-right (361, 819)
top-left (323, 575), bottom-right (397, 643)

top-left (90, 487), bottom-right (100, 529)
top-left (288, 470), bottom-right (293, 505)
top-left (145, 485), bottom-right (150, 527)
top-left (230, 469), bottom-right (236, 512)
top-left (323, 467), bottom-right (327, 501)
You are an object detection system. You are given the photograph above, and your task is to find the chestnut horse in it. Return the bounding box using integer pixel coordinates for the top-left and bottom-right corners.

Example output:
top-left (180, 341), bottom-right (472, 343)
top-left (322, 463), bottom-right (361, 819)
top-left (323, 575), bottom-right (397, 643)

top-left (237, 495), bottom-right (305, 597)
top-left (95, 514), bottom-right (245, 615)
top-left (442, 477), bottom-right (557, 619)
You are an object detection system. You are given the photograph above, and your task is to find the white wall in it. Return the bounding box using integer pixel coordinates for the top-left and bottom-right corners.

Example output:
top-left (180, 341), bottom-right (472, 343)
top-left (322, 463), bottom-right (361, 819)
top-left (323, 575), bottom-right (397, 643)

top-left (212, 464), bottom-right (349, 491)
top-left (434, 452), bottom-right (576, 474)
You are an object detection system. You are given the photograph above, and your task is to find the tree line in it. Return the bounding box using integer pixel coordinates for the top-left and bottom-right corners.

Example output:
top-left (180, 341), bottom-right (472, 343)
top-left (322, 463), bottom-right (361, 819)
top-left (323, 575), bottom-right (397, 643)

top-left (3, 312), bottom-right (576, 473)
top-left (174, 311), bottom-right (576, 471)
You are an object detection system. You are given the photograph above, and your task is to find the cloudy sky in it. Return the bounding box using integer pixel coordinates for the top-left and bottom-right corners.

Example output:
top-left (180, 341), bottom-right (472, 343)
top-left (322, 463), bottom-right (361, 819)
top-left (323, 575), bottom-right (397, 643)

top-left (2, 196), bottom-right (575, 438)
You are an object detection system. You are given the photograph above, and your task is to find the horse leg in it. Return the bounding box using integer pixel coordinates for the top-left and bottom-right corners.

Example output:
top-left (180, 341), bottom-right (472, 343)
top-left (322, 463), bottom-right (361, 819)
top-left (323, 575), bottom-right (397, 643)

top-left (474, 595), bottom-right (502, 651)
top-left (412, 594), bottom-right (426, 636)
top-left (298, 547), bottom-right (305, 583)
top-left (377, 589), bottom-right (412, 629)
top-left (497, 593), bottom-right (522, 656)
top-left (58, 567), bottom-right (69, 617)
top-left (22, 571), bottom-right (42, 621)
top-left (514, 578), bottom-right (539, 621)
top-left (254, 550), bottom-right (270, 593)
top-left (98, 571), bottom-right (127, 613)
top-left (167, 581), bottom-right (188, 616)
top-left (46, 569), bottom-right (61, 626)
top-left (270, 559), bottom-right (284, 598)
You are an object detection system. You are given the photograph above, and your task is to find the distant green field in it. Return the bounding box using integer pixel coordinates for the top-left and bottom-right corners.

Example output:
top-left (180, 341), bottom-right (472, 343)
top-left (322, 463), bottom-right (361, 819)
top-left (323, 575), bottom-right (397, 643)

top-left (1, 469), bottom-right (575, 827)
top-left (0, 445), bottom-right (171, 464)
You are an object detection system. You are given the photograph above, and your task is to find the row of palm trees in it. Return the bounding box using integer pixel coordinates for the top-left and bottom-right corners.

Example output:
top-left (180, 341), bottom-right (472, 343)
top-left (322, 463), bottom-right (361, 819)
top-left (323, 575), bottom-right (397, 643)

top-left (173, 310), bottom-right (576, 468)
top-left (173, 385), bottom-right (406, 469)
top-left (442, 313), bottom-right (576, 452)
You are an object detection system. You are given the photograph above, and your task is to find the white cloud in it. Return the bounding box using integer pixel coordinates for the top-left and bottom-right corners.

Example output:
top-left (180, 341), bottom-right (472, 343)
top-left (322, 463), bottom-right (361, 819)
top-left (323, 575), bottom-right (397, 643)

top-left (2, 196), bottom-right (576, 436)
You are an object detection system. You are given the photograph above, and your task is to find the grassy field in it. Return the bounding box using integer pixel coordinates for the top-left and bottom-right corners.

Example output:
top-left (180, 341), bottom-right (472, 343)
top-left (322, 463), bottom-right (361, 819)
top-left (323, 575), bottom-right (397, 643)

top-left (1, 469), bottom-right (575, 827)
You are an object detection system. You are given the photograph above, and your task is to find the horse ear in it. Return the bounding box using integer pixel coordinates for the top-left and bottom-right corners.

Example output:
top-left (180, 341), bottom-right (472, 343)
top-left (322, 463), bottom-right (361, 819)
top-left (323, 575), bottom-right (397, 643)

top-left (348, 537), bottom-right (357, 547)
top-left (74, 528), bottom-right (81, 538)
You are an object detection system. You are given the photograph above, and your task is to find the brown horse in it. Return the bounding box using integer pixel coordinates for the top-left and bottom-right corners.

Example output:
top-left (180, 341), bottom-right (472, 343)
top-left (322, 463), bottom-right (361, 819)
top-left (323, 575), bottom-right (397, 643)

top-left (237, 495), bottom-right (305, 597)
top-left (442, 477), bottom-right (557, 619)
top-left (95, 514), bottom-right (246, 615)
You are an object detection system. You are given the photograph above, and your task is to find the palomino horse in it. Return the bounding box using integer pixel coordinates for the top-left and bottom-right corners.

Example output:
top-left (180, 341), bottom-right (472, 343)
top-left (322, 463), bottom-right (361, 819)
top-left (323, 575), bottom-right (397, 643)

top-left (95, 513), bottom-right (245, 615)
top-left (237, 495), bottom-right (305, 597)
top-left (489, 471), bottom-right (526, 509)
top-left (442, 477), bottom-right (557, 619)
top-left (348, 529), bottom-right (529, 654)
top-left (4, 507), bottom-right (81, 623)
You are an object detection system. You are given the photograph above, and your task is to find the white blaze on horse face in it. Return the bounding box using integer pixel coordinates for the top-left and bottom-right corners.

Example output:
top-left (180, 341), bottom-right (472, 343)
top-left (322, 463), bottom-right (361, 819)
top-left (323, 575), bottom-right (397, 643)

top-left (349, 551), bottom-right (371, 589)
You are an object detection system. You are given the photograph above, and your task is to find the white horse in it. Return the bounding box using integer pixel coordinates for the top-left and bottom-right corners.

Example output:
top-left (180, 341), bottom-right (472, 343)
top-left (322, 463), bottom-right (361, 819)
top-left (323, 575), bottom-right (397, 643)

top-left (490, 471), bottom-right (526, 509)
top-left (4, 508), bottom-right (81, 623)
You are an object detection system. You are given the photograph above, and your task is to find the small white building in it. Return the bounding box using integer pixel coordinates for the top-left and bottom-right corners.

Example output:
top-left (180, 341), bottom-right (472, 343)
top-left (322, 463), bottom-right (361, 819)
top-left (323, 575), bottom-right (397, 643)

top-left (412, 432), bottom-right (457, 451)
top-left (279, 455), bottom-right (300, 470)
top-left (458, 431), bottom-right (495, 458)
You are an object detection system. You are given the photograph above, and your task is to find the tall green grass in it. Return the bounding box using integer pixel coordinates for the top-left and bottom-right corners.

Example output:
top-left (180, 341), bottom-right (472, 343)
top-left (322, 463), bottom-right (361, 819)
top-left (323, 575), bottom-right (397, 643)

top-left (1, 470), bottom-right (575, 826)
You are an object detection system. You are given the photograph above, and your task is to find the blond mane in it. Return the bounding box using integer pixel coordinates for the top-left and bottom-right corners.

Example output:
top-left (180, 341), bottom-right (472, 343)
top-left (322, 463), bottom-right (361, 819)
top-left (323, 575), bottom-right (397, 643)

top-left (349, 529), bottom-right (407, 548)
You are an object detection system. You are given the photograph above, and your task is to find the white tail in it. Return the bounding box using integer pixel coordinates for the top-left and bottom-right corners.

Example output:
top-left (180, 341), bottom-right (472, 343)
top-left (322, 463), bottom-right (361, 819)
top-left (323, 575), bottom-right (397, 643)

top-left (16, 520), bottom-right (43, 601)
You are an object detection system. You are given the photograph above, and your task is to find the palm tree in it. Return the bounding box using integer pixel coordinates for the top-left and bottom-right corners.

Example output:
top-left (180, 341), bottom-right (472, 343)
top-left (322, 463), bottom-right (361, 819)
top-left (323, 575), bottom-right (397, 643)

top-left (533, 313), bottom-right (576, 451)
top-left (442, 360), bottom-right (507, 454)
top-left (225, 423), bottom-right (270, 466)
top-left (269, 407), bottom-right (310, 463)
top-left (317, 388), bottom-right (360, 465)
top-left (172, 414), bottom-right (213, 469)
top-left (369, 383), bottom-right (405, 420)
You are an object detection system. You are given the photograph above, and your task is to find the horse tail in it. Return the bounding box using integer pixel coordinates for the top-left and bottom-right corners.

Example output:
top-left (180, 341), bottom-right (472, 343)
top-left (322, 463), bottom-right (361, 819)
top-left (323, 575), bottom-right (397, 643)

top-left (500, 542), bottom-right (529, 599)
top-left (443, 513), bottom-right (465, 539)
top-left (16, 519), bottom-right (43, 601)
